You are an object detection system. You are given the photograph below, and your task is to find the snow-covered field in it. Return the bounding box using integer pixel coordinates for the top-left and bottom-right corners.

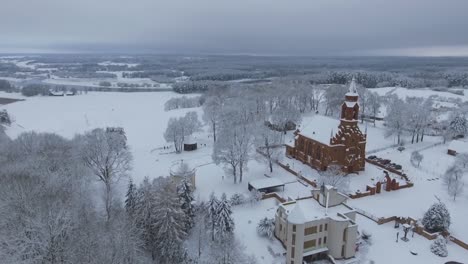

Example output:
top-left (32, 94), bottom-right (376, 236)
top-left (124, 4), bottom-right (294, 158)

top-left (372, 86), bottom-right (468, 102)
top-left (3, 91), bottom-right (467, 263)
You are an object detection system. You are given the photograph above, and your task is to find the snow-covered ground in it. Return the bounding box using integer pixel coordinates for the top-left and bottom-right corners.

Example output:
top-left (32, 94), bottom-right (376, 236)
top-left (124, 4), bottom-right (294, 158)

top-left (232, 198), bottom-right (285, 264)
top-left (3, 91), bottom-right (467, 263)
top-left (349, 142), bottom-right (468, 242)
top-left (372, 86), bottom-right (468, 102)
top-left (351, 215), bottom-right (467, 264)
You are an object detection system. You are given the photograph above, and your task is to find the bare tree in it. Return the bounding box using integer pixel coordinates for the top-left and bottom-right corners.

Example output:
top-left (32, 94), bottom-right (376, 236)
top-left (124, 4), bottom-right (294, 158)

top-left (410, 151), bottom-right (424, 167)
top-left (385, 95), bottom-right (406, 145)
top-left (203, 95), bottom-right (225, 142)
top-left (254, 125), bottom-right (283, 173)
top-left (164, 111), bottom-right (202, 153)
top-left (442, 165), bottom-right (464, 201)
top-left (79, 128), bottom-right (133, 221)
top-left (317, 165), bottom-right (350, 193)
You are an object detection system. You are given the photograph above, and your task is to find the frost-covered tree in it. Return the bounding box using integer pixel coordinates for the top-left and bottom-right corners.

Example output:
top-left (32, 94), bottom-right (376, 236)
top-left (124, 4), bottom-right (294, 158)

top-left (78, 128), bottom-right (132, 221)
top-left (455, 153), bottom-right (468, 171)
top-left (203, 95), bottom-right (225, 142)
top-left (317, 165), bottom-right (350, 193)
top-left (153, 184), bottom-right (188, 263)
top-left (410, 151), bottom-right (424, 167)
top-left (270, 101), bottom-right (301, 134)
top-left (324, 84), bottom-right (347, 116)
top-left (430, 235), bottom-right (448, 257)
top-left (0, 109), bottom-right (12, 127)
top-left (216, 193), bottom-right (235, 240)
top-left (177, 178), bottom-right (195, 231)
top-left (257, 217), bottom-right (275, 239)
top-left (230, 193), bottom-right (246, 206)
top-left (206, 192), bottom-right (220, 241)
top-left (255, 124), bottom-right (283, 173)
top-left (213, 112), bottom-right (254, 183)
top-left (367, 92), bottom-right (382, 126)
top-left (422, 202), bottom-right (451, 232)
top-left (443, 165), bottom-right (464, 201)
top-left (164, 111), bottom-right (202, 153)
top-left (445, 113), bottom-right (467, 140)
top-left (385, 95), bottom-right (407, 145)
top-left (125, 178), bottom-right (137, 218)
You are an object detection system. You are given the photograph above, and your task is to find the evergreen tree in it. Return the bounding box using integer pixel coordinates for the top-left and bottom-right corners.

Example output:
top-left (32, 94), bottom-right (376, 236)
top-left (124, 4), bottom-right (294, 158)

top-left (422, 202), bottom-right (451, 233)
top-left (430, 235), bottom-right (448, 257)
top-left (447, 113), bottom-right (467, 139)
top-left (125, 178), bottom-right (137, 217)
top-left (177, 178), bottom-right (195, 231)
top-left (206, 192), bottom-right (220, 241)
top-left (153, 186), bottom-right (188, 263)
top-left (216, 193), bottom-right (235, 240)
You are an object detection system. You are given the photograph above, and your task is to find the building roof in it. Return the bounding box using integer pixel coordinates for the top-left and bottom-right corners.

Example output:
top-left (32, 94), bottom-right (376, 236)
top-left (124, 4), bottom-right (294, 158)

top-left (297, 115), bottom-right (339, 145)
top-left (248, 177), bottom-right (284, 191)
top-left (281, 197), bottom-right (354, 222)
top-left (345, 101), bottom-right (358, 108)
top-left (448, 139), bottom-right (468, 154)
top-left (287, 204), bottom-right (307, 224)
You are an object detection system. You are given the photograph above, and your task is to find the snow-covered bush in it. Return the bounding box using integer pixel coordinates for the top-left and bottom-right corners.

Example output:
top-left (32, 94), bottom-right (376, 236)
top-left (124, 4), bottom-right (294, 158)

top-left (248, 190), bottom-right (263, 205)
top-left (430, 235), bottom-right (448, 257)
top-left (410, 151), bottom-right (423, 167)
top-left (422, 202), bottom-right (451, 233)
top-left (230, 193), bottom-right (246, 206)
top-left (257, 217), bottom-right (275, 239)
top-left (360, 229), bottom-right (372, 243)
top-left (0, 110), bottom-right (11, 126)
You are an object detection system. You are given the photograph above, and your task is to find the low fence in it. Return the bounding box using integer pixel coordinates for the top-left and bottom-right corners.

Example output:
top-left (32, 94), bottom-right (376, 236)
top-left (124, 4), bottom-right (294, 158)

top-left (262, 192), bottom-right (286, 203)
top-left (353, 211), bottom-right (468, 251)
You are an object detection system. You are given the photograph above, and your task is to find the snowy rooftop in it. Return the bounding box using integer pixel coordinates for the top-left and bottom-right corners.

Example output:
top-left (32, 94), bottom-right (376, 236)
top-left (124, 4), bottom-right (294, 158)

top-left (297, 115), bottom-right (338, 144)
top-left (248, 177), bottom-right (284, 190)
top-left (448, 139), bottom-right (468, 154)
top-left (281, 198), bottom-right (354, 223)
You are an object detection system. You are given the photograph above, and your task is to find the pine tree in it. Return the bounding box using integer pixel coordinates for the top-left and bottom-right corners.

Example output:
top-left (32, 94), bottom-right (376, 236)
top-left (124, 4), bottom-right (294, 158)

top-left (447, 113), bottom-right (467, 139)
top-left (125, 178), bottom-right (137, 217)
top-left (206, 192), bottom-right (220, 241)
top-left (216, 193), bottom-right (235, 240)
top-left (430, 235), bottom-right (448, 257)
top-left (422, 202), bottom-right (451, 233)
top-left (153, 187), bottom-right (188, 263)
top-left (177, 178), bottom-right (195, 231)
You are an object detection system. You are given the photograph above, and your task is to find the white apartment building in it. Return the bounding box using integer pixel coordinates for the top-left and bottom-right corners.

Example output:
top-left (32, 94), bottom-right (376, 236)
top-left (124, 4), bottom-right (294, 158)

top-left (274, 186), bottom-right (358, 264)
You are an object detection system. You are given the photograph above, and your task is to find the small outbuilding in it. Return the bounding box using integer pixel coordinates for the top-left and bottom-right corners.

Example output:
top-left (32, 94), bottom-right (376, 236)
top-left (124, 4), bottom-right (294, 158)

top-left (184, 136), bottom-right (197, 151)
top-left (447, 139), bottom-right (468, 156)
top-left (248, 178), bottom-right (285, 193)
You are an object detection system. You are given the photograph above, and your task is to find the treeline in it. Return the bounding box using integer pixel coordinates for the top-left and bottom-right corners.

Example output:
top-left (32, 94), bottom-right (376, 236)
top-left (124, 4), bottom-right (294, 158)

top-left (164, 96), bottom-right (204, 111)
top-left (173, 81), bottom-right (228, 94)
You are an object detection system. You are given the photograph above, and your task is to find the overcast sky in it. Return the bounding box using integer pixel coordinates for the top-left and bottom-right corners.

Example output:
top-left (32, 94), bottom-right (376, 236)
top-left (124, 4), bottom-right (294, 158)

top-left (2, 0), bottom-right (468, 56)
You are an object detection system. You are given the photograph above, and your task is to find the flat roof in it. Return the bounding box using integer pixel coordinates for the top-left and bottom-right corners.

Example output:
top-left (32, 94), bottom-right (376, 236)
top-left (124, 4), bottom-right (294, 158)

top-left (297, 115), bottom-right (339, 145)
top-left (448, 140), bottom-right (468, 154)
top-left (303, 247), bottom-right (329, 257)
top-left (248, 177), bottom-right (284, 190)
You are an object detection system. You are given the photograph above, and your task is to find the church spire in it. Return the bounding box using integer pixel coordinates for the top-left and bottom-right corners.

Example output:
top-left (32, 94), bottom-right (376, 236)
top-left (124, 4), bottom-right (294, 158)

top-left (348, 77), bottom-right (358, 95)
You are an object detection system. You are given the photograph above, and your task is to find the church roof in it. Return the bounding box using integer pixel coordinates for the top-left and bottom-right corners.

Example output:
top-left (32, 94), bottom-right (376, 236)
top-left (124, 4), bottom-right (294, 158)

top-left (346, 77), bottom-right (358, 96)
top-left (297, 115), bottom-right (339, 145)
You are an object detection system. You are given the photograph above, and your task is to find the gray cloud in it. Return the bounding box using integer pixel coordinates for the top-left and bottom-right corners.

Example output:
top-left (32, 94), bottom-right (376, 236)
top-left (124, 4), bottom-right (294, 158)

top-left (1, 0), bottom-right (468, 55)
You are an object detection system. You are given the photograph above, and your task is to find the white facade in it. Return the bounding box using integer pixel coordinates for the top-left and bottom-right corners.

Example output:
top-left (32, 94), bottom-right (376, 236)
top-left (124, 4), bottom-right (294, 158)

top-left (274, 187), bottom-right (358, 263)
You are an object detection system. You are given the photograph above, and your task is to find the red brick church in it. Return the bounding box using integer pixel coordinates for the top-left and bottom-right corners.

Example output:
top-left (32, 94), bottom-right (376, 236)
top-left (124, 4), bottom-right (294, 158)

top-left (286, 78), bottom-right (367, 173)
